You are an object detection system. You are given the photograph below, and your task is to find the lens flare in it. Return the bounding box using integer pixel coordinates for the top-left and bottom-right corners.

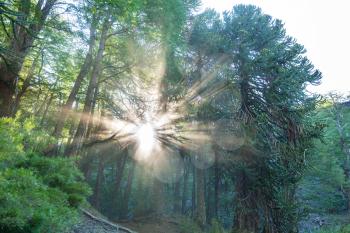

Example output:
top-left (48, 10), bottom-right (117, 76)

top-left (135, 123), bottom-right (156, 159)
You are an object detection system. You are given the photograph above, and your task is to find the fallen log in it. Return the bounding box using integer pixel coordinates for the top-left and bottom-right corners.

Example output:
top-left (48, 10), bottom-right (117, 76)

top-left (80, 208), bottom-right (137, 233)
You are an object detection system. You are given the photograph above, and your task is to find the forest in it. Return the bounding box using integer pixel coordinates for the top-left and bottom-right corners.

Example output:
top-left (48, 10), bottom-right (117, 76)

top-left (0, 1), bottom-right (350, 233)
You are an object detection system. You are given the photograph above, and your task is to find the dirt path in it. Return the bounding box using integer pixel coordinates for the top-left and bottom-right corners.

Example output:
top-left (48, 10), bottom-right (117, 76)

top-left (70, 209), bottom-right (136, 233)
top-left (121, 220), bottom-right (180, 233)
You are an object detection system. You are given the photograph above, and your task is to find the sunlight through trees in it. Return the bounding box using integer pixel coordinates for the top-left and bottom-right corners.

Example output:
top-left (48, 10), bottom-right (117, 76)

top-left (1, 1), bottom-right (349, 233)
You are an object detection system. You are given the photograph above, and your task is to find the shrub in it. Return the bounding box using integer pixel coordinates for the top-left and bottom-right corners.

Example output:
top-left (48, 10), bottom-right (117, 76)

top-left (208, 219), bottom-right (226, 233)
top-left (0, 117), bottom-right (91, 233)
top-left (315, 224), bottom-right (350, 233)
top-left (179, 218), bottom-right (202, 233)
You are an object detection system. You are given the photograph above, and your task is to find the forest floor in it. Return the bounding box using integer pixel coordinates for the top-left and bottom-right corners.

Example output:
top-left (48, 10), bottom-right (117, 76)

top-left (70, 208), bottom-right (137, 233)
top-left (70, 207), bottom-right (350, 233)
top-left (120, 217), bottom-right (182, 233)
top-left (69, 206), bottom-right (182, 233)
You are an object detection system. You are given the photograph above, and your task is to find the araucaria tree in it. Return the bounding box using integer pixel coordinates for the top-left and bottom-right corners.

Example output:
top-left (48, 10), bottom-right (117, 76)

top-left (221, 5), bottom-right (322, 232)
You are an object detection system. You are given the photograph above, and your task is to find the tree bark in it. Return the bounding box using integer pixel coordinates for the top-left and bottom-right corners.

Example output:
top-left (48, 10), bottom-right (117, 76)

top-left (182, 158), bottom-right (189, 214)
top-left (152, 178), bottom-right (165, 216)
top-left (67, 15), bottom-right (112, 156)
top-left (173, 178), bottom-right (181, 213)
top-left (11, 52), bottom-right (41, 116)
top-left (39, 93), bottom-right (54, 126)
top-left (120, 160), bottom-right (136, 219)
top-left (85, 84), bottom-right (99, 139)
top-left (195, 168), bottom-right (206, 227)
top-left (192, 164), bottom-right (196, 218)
top-left (115, 152), bottom-right (127, 197)
top-left (92, 156), bottom-right (105, 210)
top-left (0, 0), bottom-right (57, 117)
top-left (52, 15), bottom-right (97, 138)
top-left (232, 168), bottom-right (260, 233)
top-left (214, 145), bottom-right (220, 219)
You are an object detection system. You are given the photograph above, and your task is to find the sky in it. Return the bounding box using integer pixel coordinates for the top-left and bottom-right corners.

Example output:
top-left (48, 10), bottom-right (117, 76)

top-left (200, 0), bottom-right (350, 95)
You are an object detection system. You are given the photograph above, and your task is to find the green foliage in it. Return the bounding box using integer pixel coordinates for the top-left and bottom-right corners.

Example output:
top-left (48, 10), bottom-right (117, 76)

top-left (208, 219), bottom-right (226, 233)
top-left (314, 224), bottom-right (350, 233)
top-left (298, 102), bottom-right (350, 214)
top-left (179, 218), bottom-right (227, 233)
top-left (0, 117), bottom-right (91, 233)
top-left (2, 1), bottom-right (344, 233)
top-left (179, 218), bottom-right (202, 233)
top-left (217, 4), bottom-right (322, 232)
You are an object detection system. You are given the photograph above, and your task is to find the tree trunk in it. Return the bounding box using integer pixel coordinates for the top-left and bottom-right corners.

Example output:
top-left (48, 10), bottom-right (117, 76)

top-left (66, 102), bottom-right (79, 146)
top-left (114, 151), bottom-right (127, 207)
top-left (0, 0), bottom-right (57, 117)
top-left (173, 179), bottom-right (181, 213)
top-left (120, 160), bottom-right (136, 219)
top-left (11, 52), bottom-right (41, 116)
top-left (92, 156), bottom-right (105, 210)
top-left (40, 94), bottom-right (54, 126)
top-left (192, 164), bottom-right (196, 218)
top-left (152, 178), bottom-right (165, 216)
top-left (232, 169), bottom-right (260, 233)
top-left (67, 15), bottom-right (112, 156)
top-left (85, 85), bottom-right (99, 139)
top-left (214, 145), bottom-right (220, 219)
top-left (182, 158), bottom-right (189, 214)
top-left (52, 15), bottom-right (97, 138)
top-left (195, 168), bottom-right (206, 227)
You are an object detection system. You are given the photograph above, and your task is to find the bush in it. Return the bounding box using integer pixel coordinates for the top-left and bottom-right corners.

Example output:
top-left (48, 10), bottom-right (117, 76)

top-left (179, 218), bottom-right (202, 233)
top-left (0, 117), bottom-right (91, 233)
top-left (315, 224), bottom-right (350, 233)
top-left (208, 219), bottom-right (226, 233)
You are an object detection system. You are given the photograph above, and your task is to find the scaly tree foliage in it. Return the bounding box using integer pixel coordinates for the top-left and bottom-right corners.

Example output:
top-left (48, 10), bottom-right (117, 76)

top-left (220, 5), bottom-right (322, 232)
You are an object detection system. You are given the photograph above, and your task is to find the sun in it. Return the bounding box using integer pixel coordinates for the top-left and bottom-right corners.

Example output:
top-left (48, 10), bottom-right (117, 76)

top-left (135, 122), bottom-right (156, 159)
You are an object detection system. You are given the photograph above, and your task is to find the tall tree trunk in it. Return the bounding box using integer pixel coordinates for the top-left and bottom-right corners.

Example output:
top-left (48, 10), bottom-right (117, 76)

top-left (173, 179), bottom-right (181, 213)
top-left (34, 93), bottom-right (48, 116)
top-left (214, 145), bottom-right (220, 219)
top-left (67, 15), bottom-right (112, 156)
top-left (92, 156), bottom-right (105, 210)
top-left (11, 52), bottom-right (41, 116)
top-left (192, 164), bottom-right (196, 218)
top-left (232, 168), bottom-right (260, 233)
top-left (40, 94), bottom-right (54, 126)
top-left (79, 150), bottom-right (95, 181)
top-left (85, 85), bottom-right (99, 139)
top-left (195, 168), bottom-right (206, 227)
top-left (0, 0), bottom-right (57, 117)
top-left (114, 151), bottom-right (128, 216)
top-left (152, 178), bottom-right (165, 216)
top-left (66, 100), bottom-right (79, 146)
top-left (52, 15), bottom-right (97, 138)
top-left (120, 160), bottom-right (136, 219)
top-left (182, 158), bottom-right (189, 214)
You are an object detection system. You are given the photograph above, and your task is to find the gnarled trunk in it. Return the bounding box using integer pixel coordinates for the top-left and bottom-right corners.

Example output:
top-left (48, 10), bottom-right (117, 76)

top-left (232, 168), bottom-right (260, 233)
